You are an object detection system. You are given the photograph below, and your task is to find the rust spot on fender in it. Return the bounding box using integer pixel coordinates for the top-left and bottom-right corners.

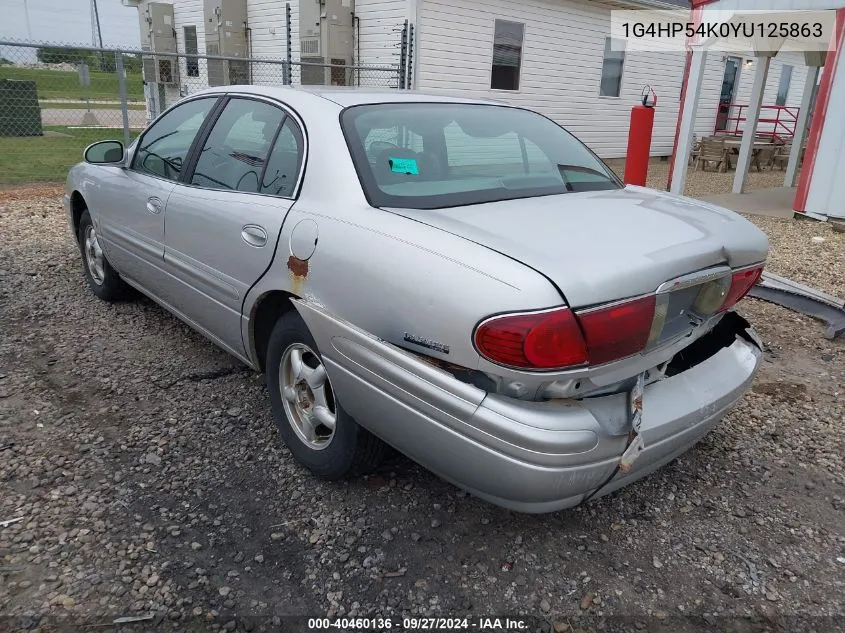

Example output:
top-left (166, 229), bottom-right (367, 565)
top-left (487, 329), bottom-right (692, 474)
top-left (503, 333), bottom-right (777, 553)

top-left (287, 255), bottom-right (309, 296)
top-left (287, 255), bottom-right (309, 277)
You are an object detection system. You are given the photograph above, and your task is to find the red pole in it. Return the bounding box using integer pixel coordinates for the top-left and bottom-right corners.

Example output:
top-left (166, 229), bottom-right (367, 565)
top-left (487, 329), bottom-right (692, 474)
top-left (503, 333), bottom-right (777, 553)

top-left (624, 103), bottom-right (656, 187)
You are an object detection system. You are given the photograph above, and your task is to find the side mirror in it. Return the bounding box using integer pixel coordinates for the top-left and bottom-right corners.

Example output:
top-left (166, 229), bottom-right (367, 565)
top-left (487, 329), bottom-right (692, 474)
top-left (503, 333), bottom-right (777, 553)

top-left (84, 140), bottom-right (125, 165)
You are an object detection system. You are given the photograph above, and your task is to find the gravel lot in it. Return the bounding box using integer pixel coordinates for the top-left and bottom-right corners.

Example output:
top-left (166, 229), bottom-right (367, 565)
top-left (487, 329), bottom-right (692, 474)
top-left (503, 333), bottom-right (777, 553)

top-left (604, 157), bottom-right (799, 199)
top-left (1, 188), bottom-right (844, 632)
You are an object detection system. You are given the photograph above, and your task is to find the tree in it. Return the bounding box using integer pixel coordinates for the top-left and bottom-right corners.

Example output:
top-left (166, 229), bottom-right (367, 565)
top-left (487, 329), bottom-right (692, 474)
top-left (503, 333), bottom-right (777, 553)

top-left (36, 47), bottom-right (93, 66)
top-left (97, 54), bottom-right (116, 73)
top-left (122, 54), bottom-right (142, 74)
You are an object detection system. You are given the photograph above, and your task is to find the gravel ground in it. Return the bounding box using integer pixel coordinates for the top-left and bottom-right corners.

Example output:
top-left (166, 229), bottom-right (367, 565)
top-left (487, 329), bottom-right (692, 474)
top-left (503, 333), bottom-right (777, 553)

top-left (1, 190), bottom-right (844, 633)
top-left (605, 158), bottom-right (797, 198)
top-left (746, 216), bottom-right (845, 299)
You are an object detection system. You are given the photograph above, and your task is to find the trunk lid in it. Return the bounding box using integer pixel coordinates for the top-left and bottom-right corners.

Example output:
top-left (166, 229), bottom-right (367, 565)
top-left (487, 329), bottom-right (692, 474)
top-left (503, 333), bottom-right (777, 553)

top-left (387, 185), bottom-right (769, 308)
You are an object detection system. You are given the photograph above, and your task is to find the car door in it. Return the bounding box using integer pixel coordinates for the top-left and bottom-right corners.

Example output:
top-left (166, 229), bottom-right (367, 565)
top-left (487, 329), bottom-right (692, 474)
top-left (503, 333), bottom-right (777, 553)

top-left (161, 96), bottom-right (305, 357)
top-left (95, 96), bottom-right (220, 291)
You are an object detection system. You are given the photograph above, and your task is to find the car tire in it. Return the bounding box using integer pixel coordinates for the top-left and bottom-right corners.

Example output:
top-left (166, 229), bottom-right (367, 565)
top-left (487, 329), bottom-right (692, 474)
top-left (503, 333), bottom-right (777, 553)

top-left (77, 210), bottom-right (133, 302)
top-left (266, 310), bottom-right (385, 480)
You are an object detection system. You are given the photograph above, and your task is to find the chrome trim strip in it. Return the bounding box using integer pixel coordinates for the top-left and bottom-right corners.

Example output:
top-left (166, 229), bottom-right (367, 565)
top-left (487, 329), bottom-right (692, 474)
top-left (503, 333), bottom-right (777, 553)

top-left (656, 265), bottom-right (732, 294)
top-left (576, 292), bottom-right (654, 315)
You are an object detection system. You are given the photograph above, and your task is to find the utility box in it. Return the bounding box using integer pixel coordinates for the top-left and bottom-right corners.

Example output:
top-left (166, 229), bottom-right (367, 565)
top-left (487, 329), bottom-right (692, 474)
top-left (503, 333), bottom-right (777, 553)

top-left (205, 0), bottom-right (249, 86)
top-left (326, 0), bottom-right (354, 85)
top-left (0, 80), bottom-right (43, 137)
top-left (300, 0), bottom-right (355, 86)
top-left (140, 2), bottom-right (179, 85)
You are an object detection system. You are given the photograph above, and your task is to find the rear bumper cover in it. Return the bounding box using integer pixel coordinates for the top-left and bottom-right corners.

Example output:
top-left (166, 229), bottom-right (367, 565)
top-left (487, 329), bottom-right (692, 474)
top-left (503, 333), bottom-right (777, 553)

top-left (294, 300), bottom-right (762, 513)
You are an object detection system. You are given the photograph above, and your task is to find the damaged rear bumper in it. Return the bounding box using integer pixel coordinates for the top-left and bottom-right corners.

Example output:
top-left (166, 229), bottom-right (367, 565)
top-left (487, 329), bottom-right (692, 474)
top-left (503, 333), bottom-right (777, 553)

top-left (294, 300), bottom-right (763, 513)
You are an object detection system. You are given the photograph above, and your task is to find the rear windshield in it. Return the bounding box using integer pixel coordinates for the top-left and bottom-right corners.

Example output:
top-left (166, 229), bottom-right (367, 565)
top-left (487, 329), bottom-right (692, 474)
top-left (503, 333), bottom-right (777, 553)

top-left (341, 103), bottom-right (622, 210)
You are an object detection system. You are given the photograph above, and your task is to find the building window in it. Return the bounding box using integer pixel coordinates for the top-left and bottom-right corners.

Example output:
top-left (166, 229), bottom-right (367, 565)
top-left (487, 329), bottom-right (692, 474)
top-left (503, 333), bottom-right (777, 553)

top-left (184, 26), bottom-right (199, 77)
top-left (599, 37), bottom-right (626, 97)
top-left (776, 65), bottom-right (793, 106)
top-left (491, 20), bottom-right (524, 91)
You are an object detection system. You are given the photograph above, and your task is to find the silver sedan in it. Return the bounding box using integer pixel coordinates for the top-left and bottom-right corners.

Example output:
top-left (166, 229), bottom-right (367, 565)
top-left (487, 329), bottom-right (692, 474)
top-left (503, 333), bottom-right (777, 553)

top-left (65, 87), bottom-right (768, 513)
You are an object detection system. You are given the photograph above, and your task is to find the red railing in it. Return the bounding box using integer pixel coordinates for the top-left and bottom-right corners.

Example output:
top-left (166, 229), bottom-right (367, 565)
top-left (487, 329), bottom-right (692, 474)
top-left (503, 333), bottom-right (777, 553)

top-left (714, 104), bottom-right (800, 143)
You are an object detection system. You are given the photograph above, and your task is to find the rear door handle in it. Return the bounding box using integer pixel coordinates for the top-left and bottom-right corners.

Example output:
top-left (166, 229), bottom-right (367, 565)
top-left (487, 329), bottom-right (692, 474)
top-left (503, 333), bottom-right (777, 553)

top-left (241, 224), bottom-right (267, 247)
top-left (146, 197), bottom-right (163, 214)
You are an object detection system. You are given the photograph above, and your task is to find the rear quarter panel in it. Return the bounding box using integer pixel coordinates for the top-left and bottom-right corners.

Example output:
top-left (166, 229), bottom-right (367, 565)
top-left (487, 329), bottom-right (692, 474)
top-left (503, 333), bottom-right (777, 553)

top-left (244, 201), bottom-right (564, 371)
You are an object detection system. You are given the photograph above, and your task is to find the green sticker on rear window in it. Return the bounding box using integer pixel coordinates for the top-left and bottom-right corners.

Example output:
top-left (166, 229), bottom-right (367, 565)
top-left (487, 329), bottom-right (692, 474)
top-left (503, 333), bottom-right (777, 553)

top-left (389, 157), bottom-right (419, 175)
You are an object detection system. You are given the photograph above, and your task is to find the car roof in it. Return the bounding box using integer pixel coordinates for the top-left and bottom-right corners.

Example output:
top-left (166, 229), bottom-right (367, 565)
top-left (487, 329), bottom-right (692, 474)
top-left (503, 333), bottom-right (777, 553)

top-left (189, 84), bottom-right (506, 108)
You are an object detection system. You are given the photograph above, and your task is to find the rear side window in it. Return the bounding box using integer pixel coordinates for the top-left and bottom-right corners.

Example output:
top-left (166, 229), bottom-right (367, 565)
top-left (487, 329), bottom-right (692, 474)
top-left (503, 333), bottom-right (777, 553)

top-left (342, 103), bottom-right (621, 210)
top-left (191, 98), bottom-right (285, 193)
top-left (132, 97), bottom-right (216, 181)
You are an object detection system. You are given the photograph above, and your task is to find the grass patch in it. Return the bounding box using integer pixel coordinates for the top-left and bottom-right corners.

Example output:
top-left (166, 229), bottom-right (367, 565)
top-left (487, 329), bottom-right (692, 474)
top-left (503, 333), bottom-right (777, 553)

top-left (0, 66), bottom-right (144, 101)
top-left (39, 101), bottom-right (146, 111)
top-left (0, 126), bottom-right (137, 185)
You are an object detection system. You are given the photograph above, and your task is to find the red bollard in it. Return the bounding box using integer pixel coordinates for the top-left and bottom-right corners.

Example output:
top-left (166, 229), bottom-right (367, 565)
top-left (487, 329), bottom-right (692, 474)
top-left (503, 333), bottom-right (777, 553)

top-left (624, 87), bottom-right (657, 187)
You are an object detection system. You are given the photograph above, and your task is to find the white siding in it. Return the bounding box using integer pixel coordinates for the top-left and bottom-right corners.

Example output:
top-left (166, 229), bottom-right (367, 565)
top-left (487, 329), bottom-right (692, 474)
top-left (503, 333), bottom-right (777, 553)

top-left (692, 54), bottom-right (728, 136)
top-left (270, 0), bottom-right (410, 69)
top-left (248, 0), bottom-right (299, 59)
top-left (165, 0), bottom-right (406, 87)
top-left (148, 0), bottom-right (208, 106)
top-left (415, 0), bottom-right (817, 157)
top-left (175, 0), bottom-right (209, 96)
top-left (356, 0), bottom-right (411, 68)
top-left (414, 0), bottom-right (688, 158)
top-left (148, 0), bottom-right (817, 155)
top-left (162, 0), bottom-right (296, 94)
top-left (248, 0), bottom-right (298, 86)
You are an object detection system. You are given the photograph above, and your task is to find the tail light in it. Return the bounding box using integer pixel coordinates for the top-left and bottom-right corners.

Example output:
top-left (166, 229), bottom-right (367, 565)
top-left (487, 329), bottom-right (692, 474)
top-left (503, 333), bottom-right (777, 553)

top-left (474, 296), bottom-right (655, 370)
top-left (577, 296), bottom-right (656, 365)
top-left (474, 308), bottom-right (588, 369)
top-left (719, 265), bottom-right (764, 312)
top-left (474, 264), bottom-right (763, 371)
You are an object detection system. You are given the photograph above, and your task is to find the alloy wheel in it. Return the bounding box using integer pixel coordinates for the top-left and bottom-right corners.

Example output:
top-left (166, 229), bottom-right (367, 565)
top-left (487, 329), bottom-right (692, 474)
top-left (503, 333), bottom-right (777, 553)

top-left (83, 224), bottom-right (105, 285)
top-left (279, 343), bottom-right (337, 450)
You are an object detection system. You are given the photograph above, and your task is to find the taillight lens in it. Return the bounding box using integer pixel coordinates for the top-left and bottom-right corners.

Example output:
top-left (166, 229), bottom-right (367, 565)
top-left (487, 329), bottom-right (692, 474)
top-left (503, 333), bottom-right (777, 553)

top-left (474, 265), bottom-right (762, 371)
top-left (577, 295), bottom-right (656, 365)
top-left (474, 296), bottom-right (655, 370)
top-left (475, 308), bottom-right (588, 369)
top-left (720, 265), bottom-right (764, 312)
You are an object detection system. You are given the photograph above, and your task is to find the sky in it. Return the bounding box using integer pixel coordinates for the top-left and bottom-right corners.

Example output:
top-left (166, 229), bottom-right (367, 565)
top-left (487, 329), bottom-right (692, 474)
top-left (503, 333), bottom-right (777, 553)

top-left (0, 0), bottom-right (141, 47)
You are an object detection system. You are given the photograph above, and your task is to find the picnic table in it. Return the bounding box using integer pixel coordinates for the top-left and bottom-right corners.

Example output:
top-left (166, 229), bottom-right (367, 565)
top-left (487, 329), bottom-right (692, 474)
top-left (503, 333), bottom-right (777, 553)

top-left (720, 137), bottom-right (777, 172)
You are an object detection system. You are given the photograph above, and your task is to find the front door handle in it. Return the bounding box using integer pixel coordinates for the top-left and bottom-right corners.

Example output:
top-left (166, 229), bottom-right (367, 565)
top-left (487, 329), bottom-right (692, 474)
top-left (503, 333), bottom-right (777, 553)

top-left (241, 224), bottom-right (267, 247)
top-left (146, 197), bottom-right (163, 214)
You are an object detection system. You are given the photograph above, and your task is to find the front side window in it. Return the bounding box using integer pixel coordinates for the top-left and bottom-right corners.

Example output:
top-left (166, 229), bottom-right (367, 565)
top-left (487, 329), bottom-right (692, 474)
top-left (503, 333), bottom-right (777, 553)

top-left (491, 20), bottom-right (524, 91)
top-left (132, 97), bottom-right (217, 181)
top-left (776, 65), bottom-right (793, 106)
top-left (190, 98), bottom-right (285, 193)
top-left (599, 38), bottom-right (626, 97)
top-left (342, 103), bottom-right (621, 210)
top-left (260, 119), bottom-right (305, 197)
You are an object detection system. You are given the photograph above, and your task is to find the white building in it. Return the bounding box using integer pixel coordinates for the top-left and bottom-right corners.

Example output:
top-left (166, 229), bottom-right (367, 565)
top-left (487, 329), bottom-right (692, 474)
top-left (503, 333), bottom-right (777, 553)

top-left (670, 0), bottom-right (844, 221)
top-left (125, 0), bottom-right (818, 159)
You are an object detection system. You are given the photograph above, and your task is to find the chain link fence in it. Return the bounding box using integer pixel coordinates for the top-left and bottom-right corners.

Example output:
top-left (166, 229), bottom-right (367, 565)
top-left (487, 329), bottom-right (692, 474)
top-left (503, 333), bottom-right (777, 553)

top-left (0, 39), bottom-right (402, 185)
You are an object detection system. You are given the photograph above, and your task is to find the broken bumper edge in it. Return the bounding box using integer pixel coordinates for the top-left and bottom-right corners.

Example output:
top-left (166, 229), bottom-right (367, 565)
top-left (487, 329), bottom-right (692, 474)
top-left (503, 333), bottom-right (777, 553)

top-left (293, 299), bottom-right (763, 514)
